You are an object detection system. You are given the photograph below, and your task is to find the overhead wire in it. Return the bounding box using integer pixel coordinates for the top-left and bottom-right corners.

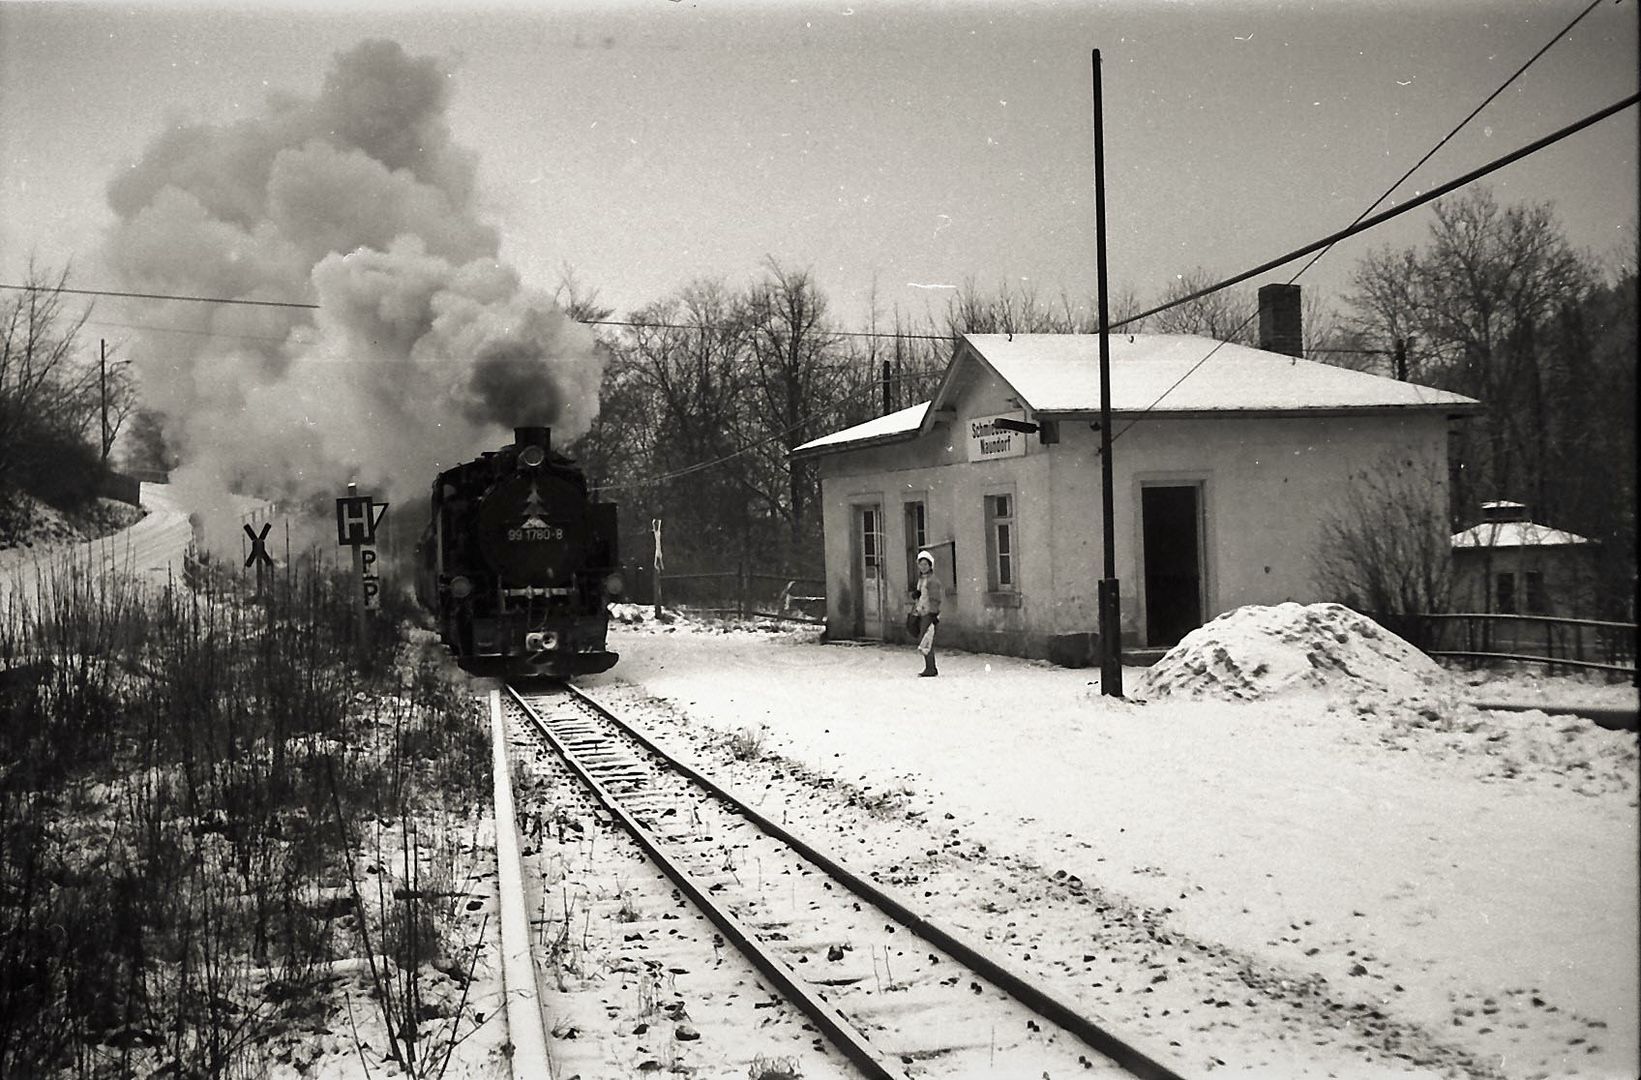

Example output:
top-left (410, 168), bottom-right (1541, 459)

top-left (2, 8), bottom-right (1628, 493)
top-left (597, 40), bottom-right (1631, 502)
top-left (1104, 1), bottom-right (1624, 446)
top-left (9, 90), bottom-right (1631, 366)
top-left (10, 88), bottom-right (1629, 492)
top-left (0, 283), bottom-right (320, 310)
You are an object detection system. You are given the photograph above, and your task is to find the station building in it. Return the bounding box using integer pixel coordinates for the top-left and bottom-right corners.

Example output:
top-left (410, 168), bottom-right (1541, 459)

top-left (1451, 501), bottom-right (1598, 618)
top-left (791, 293), bottom-right (1480, 664)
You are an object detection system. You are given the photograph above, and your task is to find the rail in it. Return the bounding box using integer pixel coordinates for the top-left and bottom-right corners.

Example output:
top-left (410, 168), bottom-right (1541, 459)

top-left (510, 681), bottom-right (1191, 1079)
top-left (506, 686), bottom-right (914, 1080)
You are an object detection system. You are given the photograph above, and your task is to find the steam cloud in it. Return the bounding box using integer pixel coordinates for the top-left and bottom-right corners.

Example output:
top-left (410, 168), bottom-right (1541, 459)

top-left (104, 40), bottom-right (603, 548)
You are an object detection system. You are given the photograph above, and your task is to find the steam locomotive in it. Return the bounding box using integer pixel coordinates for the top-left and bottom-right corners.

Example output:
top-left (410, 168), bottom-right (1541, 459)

top-left (415, 427), bottom-right (621, 678)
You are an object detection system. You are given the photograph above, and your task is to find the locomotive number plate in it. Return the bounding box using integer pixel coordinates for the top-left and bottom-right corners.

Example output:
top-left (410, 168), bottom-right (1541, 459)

top-left (508, 525), bottom-right (566, 541)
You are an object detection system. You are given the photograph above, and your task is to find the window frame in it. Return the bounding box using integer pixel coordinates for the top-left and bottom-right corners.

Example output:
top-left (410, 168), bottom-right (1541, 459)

top-left (861, 505), bottom-right (883, 575)
top-left (984, 490), bottom-right (1019, 598)
top-left (1525, 570), bottom-right (1545, 615)
top-left (903, 499), bottom-right (928, 583)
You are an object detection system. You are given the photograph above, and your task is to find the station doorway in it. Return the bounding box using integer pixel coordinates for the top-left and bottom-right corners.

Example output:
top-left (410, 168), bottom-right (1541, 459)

top-left (1142, 483), bottom-right (1205, 648)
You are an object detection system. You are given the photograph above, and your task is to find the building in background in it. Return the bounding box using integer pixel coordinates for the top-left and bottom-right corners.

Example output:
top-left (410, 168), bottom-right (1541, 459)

top-left (1451, 501), bottom-right (1599, 618)
top-left (791, 291), bottom-right (1480, 665)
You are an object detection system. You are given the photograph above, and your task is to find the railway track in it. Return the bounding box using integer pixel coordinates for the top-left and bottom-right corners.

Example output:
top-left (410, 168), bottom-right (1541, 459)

top-left (498, 681), bottom-right (1192, 1079)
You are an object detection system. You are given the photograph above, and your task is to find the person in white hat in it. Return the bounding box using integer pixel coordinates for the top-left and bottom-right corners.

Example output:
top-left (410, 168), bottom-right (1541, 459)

top-left (909, 549), bottom-right (944, 676)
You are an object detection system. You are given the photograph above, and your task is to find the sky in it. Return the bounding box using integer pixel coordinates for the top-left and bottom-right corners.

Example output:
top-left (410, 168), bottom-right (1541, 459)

top-left (2, 0), bottom-right (1636, 336)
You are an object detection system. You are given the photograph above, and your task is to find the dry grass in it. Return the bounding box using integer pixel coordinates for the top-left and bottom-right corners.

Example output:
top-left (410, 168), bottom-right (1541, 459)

top-left (0, 548), bottom-right (490, 1078)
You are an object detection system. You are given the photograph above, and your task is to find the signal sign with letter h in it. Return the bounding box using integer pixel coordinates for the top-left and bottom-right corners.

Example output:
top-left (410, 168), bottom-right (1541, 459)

top-left (336, 496), bottom-right (379, 546)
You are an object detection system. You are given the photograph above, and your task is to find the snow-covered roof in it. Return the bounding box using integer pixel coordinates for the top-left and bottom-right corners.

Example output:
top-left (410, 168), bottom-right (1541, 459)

top-left (791, 400), bottom-right (927, 456)
top-left (944, 333), bottom-right (1481, 417)
top-left (791, 333), bottom-right (1481, 458)
top-left (1452, 521), bottom-right (1593, 549)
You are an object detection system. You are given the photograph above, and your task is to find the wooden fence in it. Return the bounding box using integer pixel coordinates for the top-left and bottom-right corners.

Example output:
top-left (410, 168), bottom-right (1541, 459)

top-left (628, 567), bottom-right (825, 622)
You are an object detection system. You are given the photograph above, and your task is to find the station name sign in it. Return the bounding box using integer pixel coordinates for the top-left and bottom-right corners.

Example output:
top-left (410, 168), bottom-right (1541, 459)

top-left (967, 411), bottom-right (1029, 462)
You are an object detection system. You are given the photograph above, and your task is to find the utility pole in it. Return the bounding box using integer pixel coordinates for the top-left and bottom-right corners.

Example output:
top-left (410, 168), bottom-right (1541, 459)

top-left (98, 339), bottom-right (132, 463)
top-left (1093, 50), bottom-right (1123, 698)
top-left (99, 339), bottom-right (109, 462)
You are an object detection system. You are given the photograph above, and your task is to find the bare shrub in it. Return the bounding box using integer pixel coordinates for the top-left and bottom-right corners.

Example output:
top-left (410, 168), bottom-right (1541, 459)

top-left (727, 724), bottom-right (768, 762)
top-left (0, 544), bottom-right (492, 1078)
top-left (1313, 455), bottom-right (1453, 647)
top-left (749, 1054), bottom-right (804, 1079)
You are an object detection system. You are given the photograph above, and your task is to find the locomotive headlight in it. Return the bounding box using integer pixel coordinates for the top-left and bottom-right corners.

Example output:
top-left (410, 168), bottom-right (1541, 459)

top-left (449, 575), bottom-right (474, 599)
top-left (518, 445), bottom-right (546, 468)
top-left (603, 572), bottom-right (625, 597)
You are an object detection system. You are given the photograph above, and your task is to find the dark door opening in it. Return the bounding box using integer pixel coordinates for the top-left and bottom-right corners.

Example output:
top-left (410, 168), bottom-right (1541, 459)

top-left (1142, 484), bottom-right (1203, 648)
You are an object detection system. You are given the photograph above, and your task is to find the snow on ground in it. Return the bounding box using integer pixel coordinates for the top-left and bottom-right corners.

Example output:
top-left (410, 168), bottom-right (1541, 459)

top-left (583, 604), bottom-right (1638, 1079)
top-left (14, 492), bottom-right (1634, 1077)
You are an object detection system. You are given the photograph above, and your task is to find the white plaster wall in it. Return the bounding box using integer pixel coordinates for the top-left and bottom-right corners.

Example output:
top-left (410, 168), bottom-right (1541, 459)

top-left (815, 403), bottom-right (1454, 654)
top-left (1106, 414), bottom-right (1452, 644)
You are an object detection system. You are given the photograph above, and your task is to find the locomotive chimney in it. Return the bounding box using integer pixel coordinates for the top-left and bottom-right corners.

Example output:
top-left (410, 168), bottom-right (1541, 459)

top-left (514, 426), bottom-right (550, 451)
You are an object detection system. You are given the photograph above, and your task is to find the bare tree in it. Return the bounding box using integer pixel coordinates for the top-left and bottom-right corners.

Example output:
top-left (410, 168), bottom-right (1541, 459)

top-left (553, 263), bottom-right (614, 325)
top-left (0, 264), bottom-right (106, 507)
top-left (1145, 267), bottom-right (1256, 344)
top-left (609, 281), bottom-right (757, 567)
top-left (1313, 454), bottom-right (1454, 643)
top-left (1347, 185), bottom-right (1592, 514)
top-left (743, 259), bottom-right (846, 542)
top-left (945, 277), bottom-right (1092, 336)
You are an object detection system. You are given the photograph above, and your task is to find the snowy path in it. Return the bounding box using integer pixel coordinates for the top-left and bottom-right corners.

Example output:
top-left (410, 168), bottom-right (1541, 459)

top-left (1, 483), bottom-right (267, 604)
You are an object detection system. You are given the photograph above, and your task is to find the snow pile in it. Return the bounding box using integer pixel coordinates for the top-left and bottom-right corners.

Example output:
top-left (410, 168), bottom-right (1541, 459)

top-left (1139, 602), bottom-right (1449, 702)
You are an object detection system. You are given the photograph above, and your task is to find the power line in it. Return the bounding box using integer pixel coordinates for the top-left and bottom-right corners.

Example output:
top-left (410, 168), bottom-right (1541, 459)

top-left (584, 318), bottom-right (951, 343)
top-left (1113, 91), bottom-right (1637, 333)
top-left (1101, 29), bottom-right (1633, 448)
top-left (0, 283), bottom-right (319, 310)
top-left (17, 67), bottom-right (1624, 355)
top-left (23, 89), bottom-right (1630, 493)
top-left (1272, 0), bottom-right (1607, 293)
top-left (3, 284), bottom-right (960, 343)
top-left (5, 24), bottom-right (1627, 500)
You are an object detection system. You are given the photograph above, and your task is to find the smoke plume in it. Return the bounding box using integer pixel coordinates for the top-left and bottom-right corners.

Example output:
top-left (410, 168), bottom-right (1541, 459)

top-left (104, 40), bottom-right (603, 551)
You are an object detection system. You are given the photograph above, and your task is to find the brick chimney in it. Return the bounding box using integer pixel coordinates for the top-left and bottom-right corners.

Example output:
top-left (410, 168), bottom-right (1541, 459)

top-left (1258, 283), bottom-right (1303, 359)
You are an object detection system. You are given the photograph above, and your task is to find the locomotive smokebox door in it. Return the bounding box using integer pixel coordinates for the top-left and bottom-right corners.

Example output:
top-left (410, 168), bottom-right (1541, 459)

top-left (475, 472), bottom-right (591, 584)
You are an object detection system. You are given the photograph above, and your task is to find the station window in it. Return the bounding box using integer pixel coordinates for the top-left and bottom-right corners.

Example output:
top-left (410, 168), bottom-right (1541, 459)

top-left (985, 493), bottom-right (1017, 591)
top-left (904, 500), bottom-right (927, 582)
top-left (1495, 571), bottom-right (1516, 614)
top-left (1525, 571), bottom-right (1545, 615)
top-left (861, 508), bottom-right (881, 572)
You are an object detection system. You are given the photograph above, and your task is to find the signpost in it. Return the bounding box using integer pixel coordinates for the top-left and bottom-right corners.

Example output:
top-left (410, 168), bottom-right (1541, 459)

top-left (651, 518), bottom-right (664, 619)
top-left (243, 521), bottom-right (273, 598)
top-left (337, 483), bottom-right (389, 651)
